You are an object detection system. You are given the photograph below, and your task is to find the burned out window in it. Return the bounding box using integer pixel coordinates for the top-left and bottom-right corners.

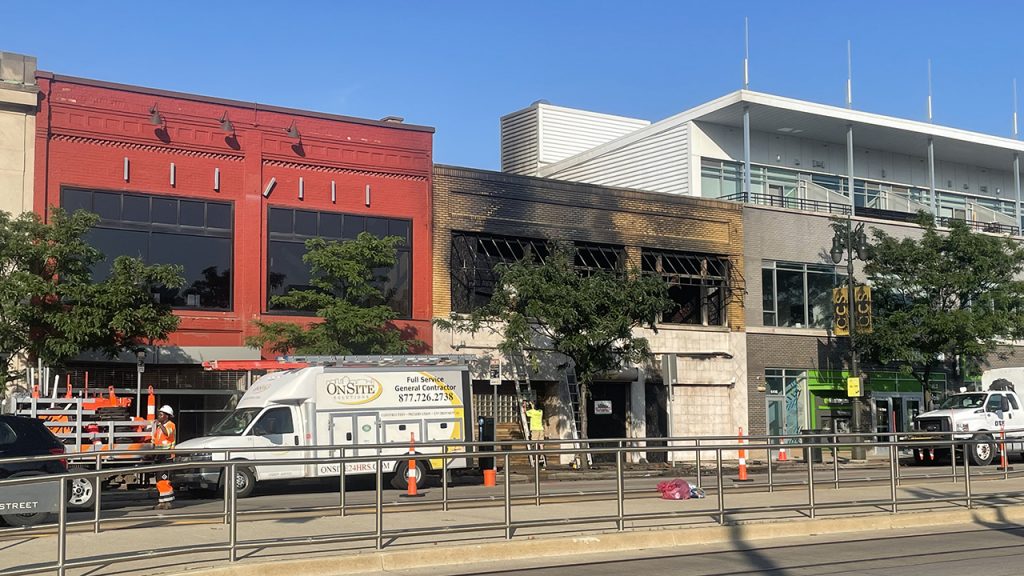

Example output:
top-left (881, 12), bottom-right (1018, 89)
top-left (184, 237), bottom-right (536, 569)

top-left (642, 249), bottom-right (729, 326)
top-left (450, 233), bottom-right (625, 312)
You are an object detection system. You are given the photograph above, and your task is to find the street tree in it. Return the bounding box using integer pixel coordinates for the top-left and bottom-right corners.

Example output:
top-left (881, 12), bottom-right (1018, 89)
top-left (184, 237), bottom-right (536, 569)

top-left (0, 208), bottom-right (183, 388)
top-left (435, 243), bottom-right (671, 438)
top-left (859, 214), bottom-right (1024, 407)
top-left (247, 232), bottom-right (420, 355)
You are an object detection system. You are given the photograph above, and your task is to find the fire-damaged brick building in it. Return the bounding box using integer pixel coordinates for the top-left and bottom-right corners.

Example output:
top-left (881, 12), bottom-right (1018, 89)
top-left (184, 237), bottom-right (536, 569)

top-left (431, 165), bottom-right (746, 462)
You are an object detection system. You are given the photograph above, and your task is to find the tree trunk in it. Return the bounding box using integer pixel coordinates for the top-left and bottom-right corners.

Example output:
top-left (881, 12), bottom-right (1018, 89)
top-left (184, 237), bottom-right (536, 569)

top-left (578, 380), bottom-right (589, 440)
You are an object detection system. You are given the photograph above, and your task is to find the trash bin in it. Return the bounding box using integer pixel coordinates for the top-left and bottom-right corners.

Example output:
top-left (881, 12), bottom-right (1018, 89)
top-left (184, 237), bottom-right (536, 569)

top-left (800, 428), bottom-right (824, 463)
top-left (477, 416), bottom-right (495, 469)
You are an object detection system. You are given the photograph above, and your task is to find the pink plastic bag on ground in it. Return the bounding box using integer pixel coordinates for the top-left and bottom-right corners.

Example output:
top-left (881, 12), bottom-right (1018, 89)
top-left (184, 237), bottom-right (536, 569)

top-left (656, 478), bottom-right (692, 500)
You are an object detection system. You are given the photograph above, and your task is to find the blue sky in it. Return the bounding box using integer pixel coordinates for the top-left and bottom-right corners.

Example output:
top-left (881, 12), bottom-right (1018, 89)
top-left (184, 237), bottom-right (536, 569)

top-left (6, 1), bottom-right (1024, 170)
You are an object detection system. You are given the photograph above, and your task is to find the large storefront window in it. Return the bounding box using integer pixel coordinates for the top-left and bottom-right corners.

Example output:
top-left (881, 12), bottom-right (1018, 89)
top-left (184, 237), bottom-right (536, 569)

top-left (642, 249), bottom-right (729, 326)
top-left (267, 207), bottom-right (411, 317)
top-left (62, 189), bottom-right (233, 310)
top-left (761, 261), bottom-right (844, 328)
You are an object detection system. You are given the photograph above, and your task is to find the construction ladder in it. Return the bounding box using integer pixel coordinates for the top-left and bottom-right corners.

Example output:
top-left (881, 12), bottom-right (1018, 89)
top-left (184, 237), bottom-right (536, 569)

top-left (508, 355), bottom-right (540, 467)
top-left (563, 368), bottom-right (591, 469)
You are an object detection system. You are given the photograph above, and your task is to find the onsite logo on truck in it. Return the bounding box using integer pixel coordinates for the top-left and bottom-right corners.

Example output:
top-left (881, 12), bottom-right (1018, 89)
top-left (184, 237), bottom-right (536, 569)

top-left (322, 376), bottom-right (383, 405)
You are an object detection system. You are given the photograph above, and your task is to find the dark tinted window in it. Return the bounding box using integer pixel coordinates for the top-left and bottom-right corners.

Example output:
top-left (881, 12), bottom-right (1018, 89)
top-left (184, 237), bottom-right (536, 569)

top-left (252, 408), bottom-right (293, 435)
top-left (0, 422), bottom-right (16, 447)
top-left (62, 189), bottom-right (233, 310)
top-left (62, 189), bottom-right (91, 214)
top-left (122, 195), bottom-right (150, 222)
top-left (267, 208), bottom-right (411, 317)
top-left (93, 192), bottom-right (121, 220)
top-left (180, 200), bottom-right (205, 227)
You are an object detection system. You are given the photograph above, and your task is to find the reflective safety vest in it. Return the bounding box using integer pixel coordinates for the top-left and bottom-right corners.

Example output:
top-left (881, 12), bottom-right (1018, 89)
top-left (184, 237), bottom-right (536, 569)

top-left (153, 421), bottom-right (177, 450)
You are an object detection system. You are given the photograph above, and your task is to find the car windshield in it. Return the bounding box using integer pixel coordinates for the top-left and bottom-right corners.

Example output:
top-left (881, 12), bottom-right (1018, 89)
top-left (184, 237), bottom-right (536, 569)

top-left (938, 394), bottom-right (987, 409)
top-left (208, 408), bottom-right (262, 436)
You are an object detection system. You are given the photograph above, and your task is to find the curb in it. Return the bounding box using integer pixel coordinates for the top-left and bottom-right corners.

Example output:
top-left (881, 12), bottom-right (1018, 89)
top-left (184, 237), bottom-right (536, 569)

top-left (169, 505), bottom-right (1024, 576)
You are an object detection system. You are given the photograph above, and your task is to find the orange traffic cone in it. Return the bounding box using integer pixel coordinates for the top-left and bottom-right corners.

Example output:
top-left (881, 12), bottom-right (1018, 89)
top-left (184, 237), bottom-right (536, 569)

top-left (146, 386), bottom-right (156, 421)
top-left (736, 427), bottom-right (753, 482)
top-left (778, 445), bottom-right (788, 462)
top-left (400, 432), bottom-right (424, 498)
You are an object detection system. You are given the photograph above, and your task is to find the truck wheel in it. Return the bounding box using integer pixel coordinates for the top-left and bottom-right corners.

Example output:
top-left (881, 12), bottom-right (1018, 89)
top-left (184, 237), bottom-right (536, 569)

top-left (67, 468), bottom-right (97, 510)
top-left (391, 460), bottom-right (427, 490)
top-left (968, 434), bottom-right (995, 467)
top-left (222, 465), bottom-right (257, 499)
top-left (1, 472), bottom-right (51, 527)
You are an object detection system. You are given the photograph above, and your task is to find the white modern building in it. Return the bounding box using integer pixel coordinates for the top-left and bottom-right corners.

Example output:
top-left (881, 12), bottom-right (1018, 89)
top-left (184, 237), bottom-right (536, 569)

top-left (502, 91), bottom-right (1024, 445)
top-left (503, 91), bottom-right (1024, 233)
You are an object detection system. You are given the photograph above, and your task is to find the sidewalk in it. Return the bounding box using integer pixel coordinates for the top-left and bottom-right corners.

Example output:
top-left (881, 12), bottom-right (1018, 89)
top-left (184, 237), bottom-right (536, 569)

top-left (2, 463), bottom-right (1021, 576)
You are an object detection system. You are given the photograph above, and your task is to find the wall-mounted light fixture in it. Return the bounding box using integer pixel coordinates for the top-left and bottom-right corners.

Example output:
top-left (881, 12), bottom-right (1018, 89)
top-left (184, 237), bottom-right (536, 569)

top-left (365, 184), bottom-right (371, 206)
top-left (263, 177), bottom-right (277, 198)
top-left (331, 180), bottom-right (336, 203)
top-left (170, 163), bottom-right (176, 187)
top-left (214, 168), bottom-right (221, 191)
top-left (285, 121), bottom-right (301, 142)
top-left (219, 112), bottom-right (234, 135)
top-left (298, 177), bottom-right (304, 200)
top-left (149, 104), bottom-right (164, 126)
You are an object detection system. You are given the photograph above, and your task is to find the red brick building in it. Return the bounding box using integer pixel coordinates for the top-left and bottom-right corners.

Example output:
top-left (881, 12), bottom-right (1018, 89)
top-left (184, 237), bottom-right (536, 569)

top-left (33, 73), bottom-right (434, 434)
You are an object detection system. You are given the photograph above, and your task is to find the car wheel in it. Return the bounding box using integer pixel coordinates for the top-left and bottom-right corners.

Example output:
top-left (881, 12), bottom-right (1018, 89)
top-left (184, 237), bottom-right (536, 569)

top-left (391, 459), bottom-right (428, 490)
top-left (67, 468), bottom-right (97, 510)
top-left (968, 434), bottom-right (995, 467)
top-left (223, 465), bottom-right (257, 499)
top-left (1, 471), bottom-right (52, 527)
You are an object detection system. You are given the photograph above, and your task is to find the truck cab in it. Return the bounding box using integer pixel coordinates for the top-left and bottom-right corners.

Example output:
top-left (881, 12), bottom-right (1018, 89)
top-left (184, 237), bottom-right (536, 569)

top-left (913, 383), bottom-right (1023, 466)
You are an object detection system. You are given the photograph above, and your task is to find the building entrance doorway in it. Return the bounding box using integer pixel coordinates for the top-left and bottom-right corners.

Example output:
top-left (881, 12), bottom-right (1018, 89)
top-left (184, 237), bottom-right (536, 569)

top-left (587, 382), bottom-right (629, 462)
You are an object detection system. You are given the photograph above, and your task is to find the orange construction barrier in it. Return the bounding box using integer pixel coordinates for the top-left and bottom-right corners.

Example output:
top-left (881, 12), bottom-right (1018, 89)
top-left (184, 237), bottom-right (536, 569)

top-left (146, 386), bottom-right (156, 421)
top-left (400, 432), bottom-right (424, 498)
top-left (31, 385), bottom-right (39, 399)
top-left (736, 427), bottom-right (753, 482)
top-left (778, 445), bottom-right (788, 462)
top-left (483, 468), bottom-right (496, 487)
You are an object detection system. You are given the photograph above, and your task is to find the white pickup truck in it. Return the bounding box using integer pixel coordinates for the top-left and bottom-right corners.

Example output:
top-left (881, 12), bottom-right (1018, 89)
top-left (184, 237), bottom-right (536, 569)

top-left (912, 379), bottom-right (1024, 466)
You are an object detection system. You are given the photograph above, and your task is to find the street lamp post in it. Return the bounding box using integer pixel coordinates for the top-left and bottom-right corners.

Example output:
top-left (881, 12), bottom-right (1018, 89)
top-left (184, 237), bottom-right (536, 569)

top-left (831, 216), bottom-right (868, 461)
top-left (135, 350), bottom-right (146, 418)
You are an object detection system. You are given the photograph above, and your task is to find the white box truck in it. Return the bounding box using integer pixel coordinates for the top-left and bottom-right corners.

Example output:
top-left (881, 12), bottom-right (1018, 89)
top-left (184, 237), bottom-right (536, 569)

top-left (176, 356), bottom-right (473, 497)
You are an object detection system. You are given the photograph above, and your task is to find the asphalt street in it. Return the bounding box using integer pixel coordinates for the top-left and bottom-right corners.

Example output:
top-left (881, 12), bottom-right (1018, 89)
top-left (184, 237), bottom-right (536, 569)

top-left (382, 524), bottom-right (1024, 576)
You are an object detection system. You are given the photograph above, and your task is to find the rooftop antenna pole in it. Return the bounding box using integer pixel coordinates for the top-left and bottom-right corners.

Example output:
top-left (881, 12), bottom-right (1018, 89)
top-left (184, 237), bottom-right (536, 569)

top-left (741, 17), bottom-right (752, 197)
top-left (927, 59), bottom-right (937, 223)
top-left (1014, 78), bottom-right (1021, 234)
top-left (846, 40), bottom-right (852, 109)
top-left (743, 17), bottom-right (749, 90)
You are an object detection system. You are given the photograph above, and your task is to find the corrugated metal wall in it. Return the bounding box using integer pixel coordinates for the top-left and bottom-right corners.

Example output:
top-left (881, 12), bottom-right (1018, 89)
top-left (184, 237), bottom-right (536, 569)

top-left (501, 103), bottom-right (649, 176)
top-left (544, 123), bottom-right (691, 195)
top-left (500, 107), bottom-right (539, 175)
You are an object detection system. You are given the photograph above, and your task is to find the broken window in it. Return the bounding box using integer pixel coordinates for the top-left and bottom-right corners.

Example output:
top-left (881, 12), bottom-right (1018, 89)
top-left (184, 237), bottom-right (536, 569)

top-left (642, 249), bottom-right (729, 326)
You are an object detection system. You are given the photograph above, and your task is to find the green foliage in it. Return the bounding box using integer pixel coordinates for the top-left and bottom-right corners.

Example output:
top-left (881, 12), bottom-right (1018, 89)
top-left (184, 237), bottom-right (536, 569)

top-left (247, 232), bottom-right (420, 355)
top-left (859, 213), bottom-right (1024, 403)
top-left (435, 243), bottom-right (671, 436)
top-left (0, 208), bottom-right (183, 385)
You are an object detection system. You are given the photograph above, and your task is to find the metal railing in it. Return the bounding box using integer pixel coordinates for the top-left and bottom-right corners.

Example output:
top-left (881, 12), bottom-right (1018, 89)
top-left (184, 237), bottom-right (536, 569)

top-left (937, 216), bottom-right (1020, 236)
top-left (718, 192), bottom-right (852, 215)
top-left (1, 430), bottom-right (1022, 576)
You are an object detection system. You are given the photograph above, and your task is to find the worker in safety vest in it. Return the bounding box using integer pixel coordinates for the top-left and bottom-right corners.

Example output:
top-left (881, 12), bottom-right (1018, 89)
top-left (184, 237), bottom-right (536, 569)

top-left (524, 401), bottom-right (547, 469)
top-left (152, 405), bottom-right (176, 510)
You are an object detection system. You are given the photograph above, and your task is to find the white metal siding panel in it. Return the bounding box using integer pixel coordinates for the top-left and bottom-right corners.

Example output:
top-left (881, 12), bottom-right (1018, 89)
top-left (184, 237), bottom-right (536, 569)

top-left (501, 108), bottom-right (540, 175)
top-left (537, 105), bottom-right (649, 167)
top-left (546, 123), bottom-right (691, 195)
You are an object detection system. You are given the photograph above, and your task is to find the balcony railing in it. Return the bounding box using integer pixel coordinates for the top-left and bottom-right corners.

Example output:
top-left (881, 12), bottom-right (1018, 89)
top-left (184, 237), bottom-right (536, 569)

top-left (937, 216), bottom-right (1020, 236)
top-left (718, 192), bottom-right (851, 215)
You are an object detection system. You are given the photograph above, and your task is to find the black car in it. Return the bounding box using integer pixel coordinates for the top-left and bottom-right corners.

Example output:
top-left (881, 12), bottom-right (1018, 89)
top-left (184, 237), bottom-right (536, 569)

top-left (0, 414), bottom-right (68, 527)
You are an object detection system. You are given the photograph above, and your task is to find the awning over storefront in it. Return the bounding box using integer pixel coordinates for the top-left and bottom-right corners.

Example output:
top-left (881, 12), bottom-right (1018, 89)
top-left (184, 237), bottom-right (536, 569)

top-left (72, 346), bottom-right (261, 365)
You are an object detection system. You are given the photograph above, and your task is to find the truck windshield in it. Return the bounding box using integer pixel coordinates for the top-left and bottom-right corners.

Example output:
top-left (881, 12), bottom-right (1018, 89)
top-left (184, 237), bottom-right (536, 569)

top-left (938, 394), bottom-right (987, 409)
top-left (209, 408), bottom-right (262, 436)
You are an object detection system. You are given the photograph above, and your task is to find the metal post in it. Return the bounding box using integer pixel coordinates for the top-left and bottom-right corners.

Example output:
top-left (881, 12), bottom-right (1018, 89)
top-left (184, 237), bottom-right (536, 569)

top-left (928, 137), bottom-right (937, 223)
top-left (889, 444), bottom-right (898, 513)
top-left (223, 451), bottom-right (231, 525)
top-left (615, 448), bottom-right (624, 531)
top-left (833, 433), bottom-right (840, 489)
top-left (1014, 153), bottom-right (1021, 234)
top-left (57, 476), bottom-right (67, 576)
top-left (228, 461), bottom-right (237, 562)
top-left (93, 452), bottom-right (102, 534)
top-left (533, 445), bottom-right (541, 507)
top-left (338, 450), bottom-right (346, 517)
top-left (767, 443), bottom-right (774, 493)
top-left (743, 105), bottom-right (752, 198)
top-left (847, 213), bottom-right (865, 461)
top-left (375, 460), bottom-right (383, 550)
top-left (695, 438), bottom-right (702, 489)
top-left (807, 445), bottom-right (816, 519)
top-left (950, 439), bottom-right (958, 483)
top-left (716, 449), bottom-right (724, 525)
top-left (964, 441), bottom-right (973, 509)
top-left (503, 453), bottom-right (512, 540)
top-left (442, 451), bottom-right (449, 512)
